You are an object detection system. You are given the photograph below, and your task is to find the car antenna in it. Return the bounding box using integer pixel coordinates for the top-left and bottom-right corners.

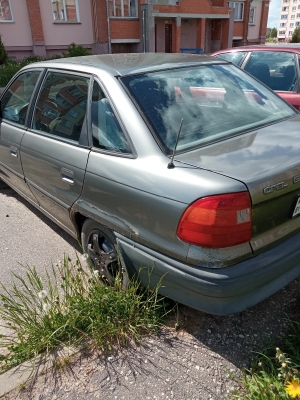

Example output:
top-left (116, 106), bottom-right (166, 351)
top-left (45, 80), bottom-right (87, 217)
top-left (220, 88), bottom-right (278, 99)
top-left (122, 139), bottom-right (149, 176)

top-left (167, 118), bottom-right (183, 169)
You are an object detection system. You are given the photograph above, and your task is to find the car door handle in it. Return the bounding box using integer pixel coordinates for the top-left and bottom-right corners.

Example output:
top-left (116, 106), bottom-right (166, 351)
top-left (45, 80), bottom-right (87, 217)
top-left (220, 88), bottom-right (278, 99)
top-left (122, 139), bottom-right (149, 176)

top-left (10, 145), bottom-right (18, 158)
top-left (61, 167), bottom-right (74, 184)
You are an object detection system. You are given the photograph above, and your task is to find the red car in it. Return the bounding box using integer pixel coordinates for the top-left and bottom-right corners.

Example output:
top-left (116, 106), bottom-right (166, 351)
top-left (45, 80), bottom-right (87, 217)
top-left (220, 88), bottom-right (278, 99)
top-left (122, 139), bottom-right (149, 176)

top-left (213, 45), bottom-right (300, 110)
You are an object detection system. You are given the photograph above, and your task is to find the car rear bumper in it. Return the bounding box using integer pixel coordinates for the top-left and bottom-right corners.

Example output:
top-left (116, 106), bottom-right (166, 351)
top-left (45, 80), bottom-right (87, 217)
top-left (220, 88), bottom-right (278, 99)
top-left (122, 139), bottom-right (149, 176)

top-left (116, 232), bottom-right (300, 315)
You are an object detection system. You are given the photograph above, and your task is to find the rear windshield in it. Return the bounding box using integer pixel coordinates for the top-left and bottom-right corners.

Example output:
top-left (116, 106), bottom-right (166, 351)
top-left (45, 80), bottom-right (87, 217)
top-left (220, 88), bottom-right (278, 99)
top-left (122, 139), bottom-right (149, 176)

top-left (120, 64), bottom-right (296, 155)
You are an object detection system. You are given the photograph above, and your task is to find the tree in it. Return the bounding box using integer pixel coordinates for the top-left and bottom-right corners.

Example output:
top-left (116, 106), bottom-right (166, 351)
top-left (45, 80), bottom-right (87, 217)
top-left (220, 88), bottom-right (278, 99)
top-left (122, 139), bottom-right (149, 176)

top-left (291, 26), bottom-right (300, 43)
top-left (270, 27), bottom-right (277, 39)
top-left (0, 35), bottom-right (8, 65)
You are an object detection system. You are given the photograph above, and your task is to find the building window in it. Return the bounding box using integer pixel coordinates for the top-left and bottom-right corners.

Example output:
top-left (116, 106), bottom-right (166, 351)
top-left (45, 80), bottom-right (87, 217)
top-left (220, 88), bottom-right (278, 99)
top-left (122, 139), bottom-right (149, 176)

top-left (249, 7), bottom-right (255, 25)
top-left (293, 6), bottom-right (297, 10)
top-left (52, 0), bottom-right (79, 22)
top-left (289, 31), bottom-right (294, 35)
top-left (0, 0), bottom-right (13, 22)
top-left (296, 21), bottom-right (300, 26)
top-left (279, 30), bottom-right (286, 34)
top-left (291, 14), bottom-right (295, 19)
top-left (281, 14), bottom-right (288, 19)
top-left (228, 2), bottom-right (244, 21)
top-left (282, 6), bottom-right (289, 11)
top-left (108, 0), bottom-right (137, 18)
top-left (290, 22), bottom-right (295, 27)
top-left (280, 23), bottom-right (286, 27)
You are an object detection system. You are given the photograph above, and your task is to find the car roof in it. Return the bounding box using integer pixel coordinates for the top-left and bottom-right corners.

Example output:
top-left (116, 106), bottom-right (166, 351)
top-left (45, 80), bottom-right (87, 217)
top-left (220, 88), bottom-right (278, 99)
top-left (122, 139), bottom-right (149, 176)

top-left (25, 53), bottom-right (225, 76)
top-left (213, 44), bottom-right (300, 54)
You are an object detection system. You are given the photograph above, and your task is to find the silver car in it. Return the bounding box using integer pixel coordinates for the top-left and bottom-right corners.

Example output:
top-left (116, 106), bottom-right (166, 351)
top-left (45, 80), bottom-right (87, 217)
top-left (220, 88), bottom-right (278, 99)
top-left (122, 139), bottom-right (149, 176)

top-left (1, 53), bottom-right (300, 315)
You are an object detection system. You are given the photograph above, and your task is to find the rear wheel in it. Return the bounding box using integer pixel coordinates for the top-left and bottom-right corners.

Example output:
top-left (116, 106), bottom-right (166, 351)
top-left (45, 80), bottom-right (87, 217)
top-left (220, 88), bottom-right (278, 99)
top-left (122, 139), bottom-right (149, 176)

top-left (81, 219), bottom-right (129, 288)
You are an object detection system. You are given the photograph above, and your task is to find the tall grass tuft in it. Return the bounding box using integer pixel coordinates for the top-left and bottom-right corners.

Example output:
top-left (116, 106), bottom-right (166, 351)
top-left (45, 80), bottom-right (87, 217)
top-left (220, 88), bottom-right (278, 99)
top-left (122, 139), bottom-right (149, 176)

top-left (0, 255), bottom-right (167, 372)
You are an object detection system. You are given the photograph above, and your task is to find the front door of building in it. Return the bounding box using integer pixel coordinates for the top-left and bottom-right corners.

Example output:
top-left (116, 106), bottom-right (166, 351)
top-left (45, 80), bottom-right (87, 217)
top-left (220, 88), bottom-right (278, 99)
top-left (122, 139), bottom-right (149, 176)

top-left (165, 24), bottom-right (172, 53)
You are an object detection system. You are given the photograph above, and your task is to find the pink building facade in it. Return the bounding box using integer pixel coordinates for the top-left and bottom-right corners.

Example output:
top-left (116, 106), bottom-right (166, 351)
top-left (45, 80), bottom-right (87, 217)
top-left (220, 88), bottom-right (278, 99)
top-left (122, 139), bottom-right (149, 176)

top-left (0, 0), bottom-right (269, 59)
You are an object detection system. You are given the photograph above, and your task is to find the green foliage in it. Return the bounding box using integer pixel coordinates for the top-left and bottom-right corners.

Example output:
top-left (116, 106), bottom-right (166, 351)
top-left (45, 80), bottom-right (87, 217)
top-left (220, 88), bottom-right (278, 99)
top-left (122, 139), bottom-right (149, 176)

top-left (266, 27), bottom-right (277, 39)
top-left (291, 26), bottom-right (300, 43)
top-left (62, 42), bottom-right (91, 58)
top-left (0, 255), bottom-right (168, 372)
top-left (0, 35), bottom-right (8, 65)
top-left (270, 28), bottom-right (278, 39)
top-left (0, 43), bottom-right (89, 88)
top-left (235, 314), bottom-right (300, 399)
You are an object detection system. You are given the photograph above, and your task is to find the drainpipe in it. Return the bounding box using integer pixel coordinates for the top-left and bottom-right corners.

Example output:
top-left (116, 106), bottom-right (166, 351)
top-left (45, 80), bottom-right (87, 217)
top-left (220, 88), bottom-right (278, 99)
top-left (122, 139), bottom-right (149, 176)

top-left (142, 8), bottom-right (146, 53)
top-left (105, 0), bottom-right (112, 54)
top-left (246, 0), bottom-right (254, 43)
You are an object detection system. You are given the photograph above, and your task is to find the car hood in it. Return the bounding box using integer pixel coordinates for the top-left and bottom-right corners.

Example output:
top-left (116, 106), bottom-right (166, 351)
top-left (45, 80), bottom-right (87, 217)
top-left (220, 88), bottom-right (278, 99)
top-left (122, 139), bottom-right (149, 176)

top-left (175, 115), bottom-right (300, 206)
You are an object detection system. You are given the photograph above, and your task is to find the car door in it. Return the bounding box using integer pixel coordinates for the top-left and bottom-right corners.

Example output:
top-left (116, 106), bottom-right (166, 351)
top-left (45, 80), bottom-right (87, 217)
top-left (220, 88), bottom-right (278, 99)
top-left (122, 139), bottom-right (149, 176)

top-left (243, 51), bottom-right (300, 110)
top-left (20, 70), bottom-right (91, 236)
top-left (0, 69), bottom-right (42, 204)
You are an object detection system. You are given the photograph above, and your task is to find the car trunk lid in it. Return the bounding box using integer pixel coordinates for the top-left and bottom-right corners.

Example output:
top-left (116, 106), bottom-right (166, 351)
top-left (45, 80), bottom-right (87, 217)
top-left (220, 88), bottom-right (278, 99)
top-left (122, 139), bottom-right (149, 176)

top-left (175, 115), bottom-right (300, 254)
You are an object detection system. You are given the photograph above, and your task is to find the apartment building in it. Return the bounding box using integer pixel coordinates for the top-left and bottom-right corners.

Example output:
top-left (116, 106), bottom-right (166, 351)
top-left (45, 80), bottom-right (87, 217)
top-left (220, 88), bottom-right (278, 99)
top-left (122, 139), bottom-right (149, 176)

top-left (278, 0), bottom-right (300, 41)
top-left (0, 0), bottom-right (270, 59)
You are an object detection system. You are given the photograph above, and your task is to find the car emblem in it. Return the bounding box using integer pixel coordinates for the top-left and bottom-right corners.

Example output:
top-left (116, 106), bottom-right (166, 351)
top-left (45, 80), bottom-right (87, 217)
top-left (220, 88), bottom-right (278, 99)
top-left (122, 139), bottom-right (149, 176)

top-left (263, 181), bottom-right (288, 195)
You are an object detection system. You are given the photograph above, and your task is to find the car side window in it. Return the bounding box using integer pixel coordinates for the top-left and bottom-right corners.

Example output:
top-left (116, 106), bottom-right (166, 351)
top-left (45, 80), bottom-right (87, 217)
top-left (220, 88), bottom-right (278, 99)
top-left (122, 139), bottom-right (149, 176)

top-left (215, 52), bottom-right (248, 67)
top-left (32, 71), bottom-right (89, 142)
top-left (91, 81), bottom-right (131, 154)
top-left (244, 51), bottom-right (296, 92)
top-left (1, 70), bottom-right (41, 125)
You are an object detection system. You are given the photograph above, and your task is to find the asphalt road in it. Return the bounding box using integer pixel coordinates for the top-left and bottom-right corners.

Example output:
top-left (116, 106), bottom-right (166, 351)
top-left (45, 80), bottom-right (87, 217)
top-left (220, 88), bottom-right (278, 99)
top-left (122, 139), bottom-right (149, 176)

top-left (0, 181), bottom-right (81, 288)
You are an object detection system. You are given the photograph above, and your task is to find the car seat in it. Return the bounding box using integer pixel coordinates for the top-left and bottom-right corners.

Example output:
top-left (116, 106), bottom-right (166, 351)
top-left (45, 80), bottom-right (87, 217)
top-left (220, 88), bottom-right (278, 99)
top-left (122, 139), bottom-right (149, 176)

top-left (248, 62), bottom-right (271, 87)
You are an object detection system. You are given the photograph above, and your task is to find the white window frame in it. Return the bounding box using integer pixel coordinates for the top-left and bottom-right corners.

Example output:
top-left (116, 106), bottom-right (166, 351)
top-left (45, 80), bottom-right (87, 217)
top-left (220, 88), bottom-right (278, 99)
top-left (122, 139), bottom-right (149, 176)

top-left (109, 0), bottom-right (138, 18)
top-left (228, 2), bottom-right (244, 21)
top-left (52, 0), bottom-right (80, 23)
top-left (0, 0), bottom-right (13, 23)
top-left (249, 7), bottom-right (255, 25)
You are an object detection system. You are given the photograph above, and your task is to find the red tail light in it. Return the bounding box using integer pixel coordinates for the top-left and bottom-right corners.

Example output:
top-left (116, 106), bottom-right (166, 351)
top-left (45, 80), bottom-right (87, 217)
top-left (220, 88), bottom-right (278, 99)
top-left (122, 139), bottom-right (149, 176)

top-left (177, 192), bottom-right (252, 248)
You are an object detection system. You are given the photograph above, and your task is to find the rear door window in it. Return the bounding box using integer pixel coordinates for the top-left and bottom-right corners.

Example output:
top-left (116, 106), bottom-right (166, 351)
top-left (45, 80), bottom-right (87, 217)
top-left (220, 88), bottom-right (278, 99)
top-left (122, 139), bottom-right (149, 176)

top-left (244, 51), bottom-right (297, 92)
top-left (91, 81), bottom-right (132, 154)
top-left (214, 51), bottom-right (248, 66)
top-left (32, 71), bottom-right (90, 143)
top-left (1, 70), bottom-right (41, 125)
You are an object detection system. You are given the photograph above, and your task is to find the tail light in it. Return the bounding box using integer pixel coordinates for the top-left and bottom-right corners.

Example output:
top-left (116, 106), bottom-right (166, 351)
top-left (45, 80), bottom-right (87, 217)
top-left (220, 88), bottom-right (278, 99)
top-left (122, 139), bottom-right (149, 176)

top-left (177, 192), bottom-right (252, 248)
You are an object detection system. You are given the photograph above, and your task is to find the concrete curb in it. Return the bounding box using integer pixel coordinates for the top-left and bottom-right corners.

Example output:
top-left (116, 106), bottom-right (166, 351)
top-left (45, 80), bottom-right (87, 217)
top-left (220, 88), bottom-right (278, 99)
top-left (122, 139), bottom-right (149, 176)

top-left (0, 345), bottom-right (78, 398)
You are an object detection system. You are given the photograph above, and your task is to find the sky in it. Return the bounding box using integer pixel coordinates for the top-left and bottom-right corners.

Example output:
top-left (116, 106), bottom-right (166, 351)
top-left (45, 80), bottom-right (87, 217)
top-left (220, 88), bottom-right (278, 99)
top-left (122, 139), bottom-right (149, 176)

top-left (267, 0), bottom-right (281, 28)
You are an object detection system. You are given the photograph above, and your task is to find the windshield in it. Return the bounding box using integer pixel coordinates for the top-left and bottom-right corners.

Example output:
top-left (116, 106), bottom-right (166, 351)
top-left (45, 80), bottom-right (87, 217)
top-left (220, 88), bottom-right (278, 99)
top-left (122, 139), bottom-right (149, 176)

top-left (120, 64), bottom-right (296, 155)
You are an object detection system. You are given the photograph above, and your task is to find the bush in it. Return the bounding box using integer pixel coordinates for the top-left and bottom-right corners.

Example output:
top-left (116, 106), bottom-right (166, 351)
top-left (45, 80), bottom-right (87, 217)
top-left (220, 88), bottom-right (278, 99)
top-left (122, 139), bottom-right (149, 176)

top-left (0, 35), bottom-right (8, 65)
top-left (62, 42), bottom-right (92, 58)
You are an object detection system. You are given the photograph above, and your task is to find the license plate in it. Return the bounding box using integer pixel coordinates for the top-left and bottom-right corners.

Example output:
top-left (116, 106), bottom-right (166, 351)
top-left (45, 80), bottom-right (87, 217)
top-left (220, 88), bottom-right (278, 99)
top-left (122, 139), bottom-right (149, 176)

top-left (291, 195), bottom-right (300, 219)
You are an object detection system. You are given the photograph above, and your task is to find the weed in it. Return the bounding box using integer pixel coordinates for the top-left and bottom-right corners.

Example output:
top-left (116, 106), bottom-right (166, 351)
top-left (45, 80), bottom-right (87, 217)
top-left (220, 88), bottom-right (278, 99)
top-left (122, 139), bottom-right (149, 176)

top-left (234, 315), bottom-right (300, 399)
top-left (0, 255), bottom-right (168, 373)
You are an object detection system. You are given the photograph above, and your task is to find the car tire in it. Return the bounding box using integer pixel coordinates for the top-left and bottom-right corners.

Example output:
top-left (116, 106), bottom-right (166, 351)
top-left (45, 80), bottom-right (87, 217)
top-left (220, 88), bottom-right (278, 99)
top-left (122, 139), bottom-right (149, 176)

top-left (81, 219), bottom-right (129, 289)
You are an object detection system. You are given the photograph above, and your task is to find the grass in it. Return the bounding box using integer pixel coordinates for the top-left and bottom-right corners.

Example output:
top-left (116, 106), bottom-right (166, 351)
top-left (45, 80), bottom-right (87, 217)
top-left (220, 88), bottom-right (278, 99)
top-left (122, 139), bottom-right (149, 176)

top-left (234, 314), bottom-right (300, 399)
top-left (0, 254), bottom-right (169, 373)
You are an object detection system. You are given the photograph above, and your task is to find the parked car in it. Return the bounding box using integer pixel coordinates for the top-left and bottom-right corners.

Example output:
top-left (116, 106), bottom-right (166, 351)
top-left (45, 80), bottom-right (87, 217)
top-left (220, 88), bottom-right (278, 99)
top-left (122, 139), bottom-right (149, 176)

top-left (1, 53), bottom-right (300, 315)
top-left (212, 45), bottom-right (300, 110)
